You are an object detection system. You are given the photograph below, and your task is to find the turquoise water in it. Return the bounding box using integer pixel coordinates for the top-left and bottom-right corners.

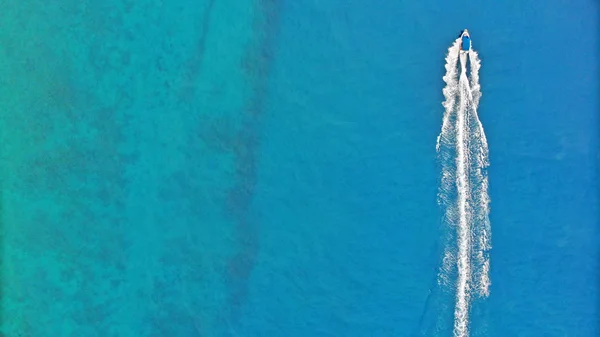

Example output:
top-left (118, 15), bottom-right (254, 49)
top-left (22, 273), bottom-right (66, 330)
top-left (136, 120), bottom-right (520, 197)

top-left (0, 0), bottom-right (598, 336)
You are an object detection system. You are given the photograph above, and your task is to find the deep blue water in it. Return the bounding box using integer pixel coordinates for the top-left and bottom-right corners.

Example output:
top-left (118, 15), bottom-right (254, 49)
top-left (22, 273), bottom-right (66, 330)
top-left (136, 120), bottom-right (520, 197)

top-left (0, 0), bottom-right (597, 336)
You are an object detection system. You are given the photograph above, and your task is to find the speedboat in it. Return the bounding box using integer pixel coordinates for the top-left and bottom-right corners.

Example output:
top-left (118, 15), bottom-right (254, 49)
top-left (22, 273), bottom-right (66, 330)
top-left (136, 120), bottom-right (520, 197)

top-left (460, 29), bottom-right (471, 52)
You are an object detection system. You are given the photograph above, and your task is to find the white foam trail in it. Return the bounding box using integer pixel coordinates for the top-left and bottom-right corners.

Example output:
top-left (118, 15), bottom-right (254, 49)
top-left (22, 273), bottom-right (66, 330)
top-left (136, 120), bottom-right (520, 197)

top-left (437, 40), bottom-right (491, 337)
top-left (453, 53), bottom-right (471, 337)
top-left (437, 38), bottom-right (461, 290)
top-left (467, 49), bottom-right (491, 298)
top-left (468, 50), bottom-right (482, 110)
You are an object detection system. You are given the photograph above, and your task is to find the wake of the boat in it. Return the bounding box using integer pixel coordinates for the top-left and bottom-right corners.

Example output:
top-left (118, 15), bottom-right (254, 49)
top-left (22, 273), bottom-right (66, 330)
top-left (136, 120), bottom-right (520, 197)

top-left (436, 40), bottom-right (491, 337)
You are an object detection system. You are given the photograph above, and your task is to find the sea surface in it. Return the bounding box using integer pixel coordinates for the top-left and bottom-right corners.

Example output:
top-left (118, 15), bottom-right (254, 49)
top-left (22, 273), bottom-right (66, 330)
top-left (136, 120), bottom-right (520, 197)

top-left (0, 0), bottom-right (597, 336)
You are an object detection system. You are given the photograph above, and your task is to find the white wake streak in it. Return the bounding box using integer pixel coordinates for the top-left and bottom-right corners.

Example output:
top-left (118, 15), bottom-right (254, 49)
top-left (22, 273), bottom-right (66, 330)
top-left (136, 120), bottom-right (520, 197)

top-left (437, 41), bottom-right (491, 337)
top-left (437, 38), bottom-right (461, 289)
top-left (453, 54), bottom-right (471, 337)
top-left (467, 49), bottom-right (491, 298)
